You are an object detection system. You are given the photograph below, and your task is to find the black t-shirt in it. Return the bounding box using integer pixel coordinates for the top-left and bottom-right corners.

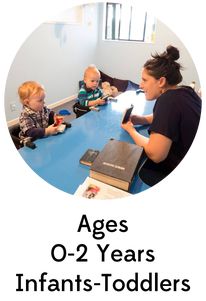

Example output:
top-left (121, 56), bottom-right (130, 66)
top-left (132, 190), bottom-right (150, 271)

top-left (147, 86), bottom-right (201, 176)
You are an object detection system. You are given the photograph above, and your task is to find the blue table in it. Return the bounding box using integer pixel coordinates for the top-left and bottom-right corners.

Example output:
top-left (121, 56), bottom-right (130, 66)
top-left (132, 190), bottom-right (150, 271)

top-left (19, 91), bottom-right (155, 195)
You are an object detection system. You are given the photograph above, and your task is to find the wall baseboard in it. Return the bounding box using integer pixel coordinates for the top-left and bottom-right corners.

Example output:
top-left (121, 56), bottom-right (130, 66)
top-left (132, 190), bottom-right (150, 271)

top-left (7, 94), bottom-right (77, 128)
top-left (48, 94), bottom-right (77, 109)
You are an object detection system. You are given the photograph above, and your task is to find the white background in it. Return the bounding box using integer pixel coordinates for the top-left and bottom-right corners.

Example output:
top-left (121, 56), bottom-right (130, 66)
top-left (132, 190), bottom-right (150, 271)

top-left (0, 0), bottom-right (205, 300)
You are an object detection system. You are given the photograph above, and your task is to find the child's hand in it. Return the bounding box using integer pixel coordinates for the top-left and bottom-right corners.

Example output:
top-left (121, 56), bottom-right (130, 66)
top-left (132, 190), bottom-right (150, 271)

top-left (45, 124), bottom-right (59, 136)
top-left (96, 98), bottom-right (105, 105)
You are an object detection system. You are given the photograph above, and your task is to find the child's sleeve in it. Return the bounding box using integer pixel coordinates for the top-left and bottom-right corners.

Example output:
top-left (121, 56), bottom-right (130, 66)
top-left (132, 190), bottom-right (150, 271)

top-left (26, 127), bottom-right (45, 139)
top-left (19, 113), bottom-right (45, 139)
top-left (77, 88), bottom-right (89, 106)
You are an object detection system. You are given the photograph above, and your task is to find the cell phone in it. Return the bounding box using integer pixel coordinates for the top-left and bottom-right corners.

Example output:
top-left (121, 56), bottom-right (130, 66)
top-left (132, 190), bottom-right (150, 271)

top-left (121, 105), bottom-right (134, 124)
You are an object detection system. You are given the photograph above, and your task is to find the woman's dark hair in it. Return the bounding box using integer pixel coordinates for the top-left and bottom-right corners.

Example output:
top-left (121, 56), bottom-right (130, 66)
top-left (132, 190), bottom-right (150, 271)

top-left (144, 45), bottom-right (183, 85)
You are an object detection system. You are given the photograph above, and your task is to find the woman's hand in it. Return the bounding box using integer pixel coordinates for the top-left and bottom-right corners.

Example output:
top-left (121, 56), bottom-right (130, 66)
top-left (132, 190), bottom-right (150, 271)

top-left (130, 114), bottom-right (153, 125)
top-left (121, 121), bottom-right (134, 133)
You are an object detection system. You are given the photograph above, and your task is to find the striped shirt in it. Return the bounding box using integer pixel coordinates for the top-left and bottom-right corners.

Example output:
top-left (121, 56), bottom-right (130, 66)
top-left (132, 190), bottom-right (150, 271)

top-left (77, 84), bottom-right (103, 106)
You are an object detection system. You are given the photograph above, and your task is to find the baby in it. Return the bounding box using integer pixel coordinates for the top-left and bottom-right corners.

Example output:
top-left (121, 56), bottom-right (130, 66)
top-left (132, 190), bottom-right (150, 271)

top-left (18, 81), bottom-right (61, 140)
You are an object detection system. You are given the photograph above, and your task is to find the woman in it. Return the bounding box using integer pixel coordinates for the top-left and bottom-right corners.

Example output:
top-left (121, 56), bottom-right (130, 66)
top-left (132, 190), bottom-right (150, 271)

top-left (121, 45), bottom-right (201, 186)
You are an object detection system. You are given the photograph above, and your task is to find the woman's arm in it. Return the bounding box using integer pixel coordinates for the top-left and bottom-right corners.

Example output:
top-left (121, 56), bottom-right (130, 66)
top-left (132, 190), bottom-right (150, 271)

top-left (144, 132), bottom-right (172, 162)
top-left (130, 113), bottom-right (153, 125)
top-left (121, 122), bottom-right (172, 163)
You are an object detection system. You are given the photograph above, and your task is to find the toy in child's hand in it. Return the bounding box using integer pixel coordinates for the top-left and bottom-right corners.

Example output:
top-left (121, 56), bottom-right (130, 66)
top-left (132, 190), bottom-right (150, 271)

top-left (56, 121), bottom-right (71, 133)
top-left (54, 114), bottom-right (67, 133)
top-left (102, 81), bottom-right (119, 97)
top-left (54, 114), bottom-right (64, 126)
top-left (57, 123), bottom-right (66, 133)
top-left (101, 94), bottom-right (110, 100)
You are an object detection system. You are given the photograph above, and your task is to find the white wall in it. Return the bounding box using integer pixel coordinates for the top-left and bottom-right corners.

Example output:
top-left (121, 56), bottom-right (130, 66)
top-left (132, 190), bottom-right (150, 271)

top-left (5, 3), bottom-right (200, 123)
top-left (96, 3), bottom-right (200, 87)
top-left (5, 4), bottom-right (100, 122)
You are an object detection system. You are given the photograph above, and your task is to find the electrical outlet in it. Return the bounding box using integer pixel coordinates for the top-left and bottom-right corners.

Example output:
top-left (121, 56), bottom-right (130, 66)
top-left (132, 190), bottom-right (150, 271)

top-left (10, 102), bottom-right (17, 112)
